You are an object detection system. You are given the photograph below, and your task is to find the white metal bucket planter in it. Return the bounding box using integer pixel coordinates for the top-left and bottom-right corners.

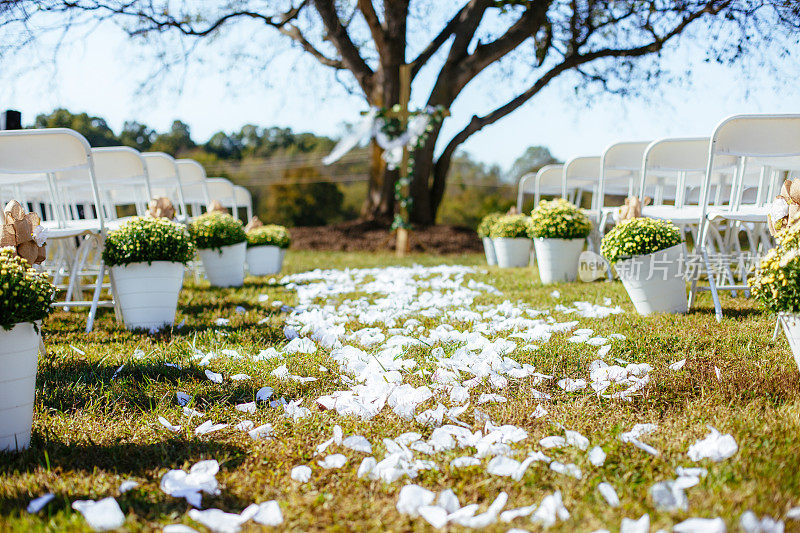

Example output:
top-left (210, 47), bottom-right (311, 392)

top-left (534, 237), bottom-right (585, 284)
top-left (779, 314), bottom-right (800, 372)
top-left (0, 322), bottom-right (40, 452)
top-left (111, 262), bottom-right (185, 331)
top-left (616, 244), bottom-right (688, 315)
top-left (247, 246), bottom-right (285, 276)
top-left (482, 237), bottom-right (497, 266)
top-left (198, 242), bottom-right (247, 287)
top-left (492, 238), bottom-right (531, 268)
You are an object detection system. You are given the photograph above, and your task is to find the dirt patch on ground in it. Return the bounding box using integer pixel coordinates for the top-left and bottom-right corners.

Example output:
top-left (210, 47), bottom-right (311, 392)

top-left (290, 220), bottom-right (482, 254)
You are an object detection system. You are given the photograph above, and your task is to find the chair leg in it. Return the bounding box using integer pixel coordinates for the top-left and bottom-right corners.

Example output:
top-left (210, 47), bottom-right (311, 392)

top-left (64, 237), bottom-right (92, 311)
top-left (701, 248), bottom-right (723, 322)
top-left (86, 259), bottom-right (105, 333)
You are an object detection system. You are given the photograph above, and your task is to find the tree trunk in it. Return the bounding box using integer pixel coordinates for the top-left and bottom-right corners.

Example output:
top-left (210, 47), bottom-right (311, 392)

top-left (408, 125), bottom-right (442, 226)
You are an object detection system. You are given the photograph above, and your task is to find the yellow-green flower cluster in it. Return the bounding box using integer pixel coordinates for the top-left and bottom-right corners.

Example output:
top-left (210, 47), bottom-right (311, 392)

top-left (247, 225), bottom-right (291, 249)
top-left (601, 217), bottom-right (682, 264)
top-left (477, 212), bottom-right (503, 238)
top-left (103, 217), bottom-right (195, 267)
top-left (528, 199), bottom-right (592, 240)
top-left (749, 223), bottom-right (800, 313)
top-left (188, 212), bottom-right (247, 251)
top-left (489, 214), bottom-right (531, 239)
top-left (0, 247), bottom-right (55, 330)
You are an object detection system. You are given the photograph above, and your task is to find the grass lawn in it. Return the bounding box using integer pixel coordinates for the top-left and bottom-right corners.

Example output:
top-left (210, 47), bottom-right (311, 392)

top-left (1, 249), bottom-right (799, 532)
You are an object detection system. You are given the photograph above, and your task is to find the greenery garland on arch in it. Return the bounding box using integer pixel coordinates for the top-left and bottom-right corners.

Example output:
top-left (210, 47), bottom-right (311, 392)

top-left (374, 105), bottom-right (448, 230)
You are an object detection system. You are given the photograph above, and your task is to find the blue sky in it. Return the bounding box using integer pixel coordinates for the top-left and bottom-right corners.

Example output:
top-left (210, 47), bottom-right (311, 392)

top-left (2, 18), bottom-right (798, 170)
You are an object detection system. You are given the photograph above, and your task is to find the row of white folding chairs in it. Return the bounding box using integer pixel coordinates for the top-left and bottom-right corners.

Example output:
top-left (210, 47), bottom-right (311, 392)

top-left (515, 114), bottom-right (800, 320)
top-left (0, 128), bottom-right (256, 331)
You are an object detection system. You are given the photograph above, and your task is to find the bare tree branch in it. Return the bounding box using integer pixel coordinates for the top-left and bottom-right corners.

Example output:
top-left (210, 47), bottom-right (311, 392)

top-left (312, 0), bottom-right (374, 95)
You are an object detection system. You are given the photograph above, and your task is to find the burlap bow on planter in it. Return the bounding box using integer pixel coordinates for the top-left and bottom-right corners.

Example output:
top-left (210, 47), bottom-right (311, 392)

top-left (244, 216), bottom-right (263, 232)
top-left (617, 196), bottom-right (651, 222)
top-left (147, 197), bottom-right (176, 220)
top-left (208, 200), bottom-right (228, 214)
top-left (1, 200), bottom-right (47, 265)
top-left (768, 178), bottom-right (800, 236)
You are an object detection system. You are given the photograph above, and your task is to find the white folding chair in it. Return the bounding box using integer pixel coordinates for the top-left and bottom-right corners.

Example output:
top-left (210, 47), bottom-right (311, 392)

top-left (176, 159), bottom-right (211, 218)
top-left (234, 186), bottom-right (253, 222)
top-left (598, 141), bottom-right (651, 236)
top-left (92, 146), bottom-right (152, 219)
top-left (206, 178), bottom-right (238, 213)
top-left (562, 156), bottom-right (602, 250)
top-left (0, 128), bottom-right (111, 332)
top-left (517, 164), bottom-right (564, 212)
top-left (142, 152), bottom-right (188, 220)
top-left (690, 114), bottom-right (800, 321)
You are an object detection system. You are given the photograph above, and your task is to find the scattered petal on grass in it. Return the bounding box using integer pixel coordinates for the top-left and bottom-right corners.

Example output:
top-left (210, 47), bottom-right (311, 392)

top-left (231, 373), bottom-right (250, 381)
top-left (740, 510), bottom-right (783, 533)
top-left (687, 427), bottom-right (738, 462)
top-left (620, 514), bottom-right (650, 533)
top-left (176, 392), bottom-right (191, 406)
top-left (317, 454), bottom-right (347, 469)
top-left (256, 386), bottom-right (274, 401)
top-left (71, 497), bottom-right (125, 532)
top-left (539, 436), bottom-right (567, 449)
top-left (597, 482), bottom-right (620, 507)
top-left (204, 370), bottom-right (223, 383)
top-left (252, 501), bottom-right (283, 526)
top-left (118, 481), bottom-right (138, 494)
top-left (418, 505), bottom-right (448, 528)
top-left (342, 435), bottom-right (372, 454)
top-left (397, 485), bottom-right (435, 517)
top-left (669, 359), bottom-right (686, 371)
top-left (549, 461), bottom-right (581, 479)
top-left (248, 423), bottom-right (274, 440)
top-left (158, 416), bottom-right (181, 433)
top-left (650, 481), bottom-right (688, 512)
top-left (235, 402), bottom-right (256, 414)
top-left (195, 421), bottom-right (228, 436)
top-left (26, 494), bottom-right (54, 514)
top-left (291, 465), bottom-right (312, 482)
top-left (160, 460), bottom-right (220, 508)
top-left (187, 507), bottom-right (252, 533)
top-left (673, 517), bottom-right (726, 533)
top-left (786, 507), bottom-right (800, 520)
top-left (531, 405), bottom-right (548, 418)
top-left (588, 446), bottom-right (606, 467)
top-left (530, 491), bottom-right (569, 528)
top-left (450, 457), bottom-right (481, 468)
top-left (565, 430), bottom-right (589, 450)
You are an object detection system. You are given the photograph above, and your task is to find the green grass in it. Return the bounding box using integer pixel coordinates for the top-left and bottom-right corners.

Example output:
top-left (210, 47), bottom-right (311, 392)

top-left (1, 249), bottom-right (800, 532)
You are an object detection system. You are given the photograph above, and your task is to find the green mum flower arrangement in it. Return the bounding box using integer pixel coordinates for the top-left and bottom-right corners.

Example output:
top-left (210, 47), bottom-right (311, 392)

top-left (0, 247), bottom-right (56, 330)
top-left (489, 214), bottom-right (532, 239)
top-left (477, 212), bottom-right (503, 238)
top-left (529, 199), bottom-right (592, 240)
top-left (749, 223), bottom-right (800, 313)
top-left (247, 225), bottom-right (291, 249)
top-left (102, 217), bottom-right (195, 267)
top-left (188, 212), bottom-right (247, 251)
top-left (601, 217), bottom-right (682, 264)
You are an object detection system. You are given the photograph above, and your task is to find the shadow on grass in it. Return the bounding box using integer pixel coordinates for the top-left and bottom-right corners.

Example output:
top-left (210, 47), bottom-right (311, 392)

top-left (35, 360), bottom-right (294, 413)
top-left (0, 438), bottom-right (253, 517)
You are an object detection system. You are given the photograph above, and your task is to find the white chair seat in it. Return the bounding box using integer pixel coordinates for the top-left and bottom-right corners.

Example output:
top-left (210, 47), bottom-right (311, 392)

top-left (707, 205), bottom-right (769, 222)
top-left (643, 205), bottom-right (704, 224)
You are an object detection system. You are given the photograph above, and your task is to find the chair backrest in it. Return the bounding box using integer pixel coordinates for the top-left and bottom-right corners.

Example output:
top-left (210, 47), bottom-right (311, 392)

top-left (206, 177), bottom-right (238, 212)
top-left (0, 128), bottom-right (103, 230)
top-left (517, 164), bottom-right (564, 211)
top-left (91, 146), bottom-right (151, 216)
top-left (699, 115), bottom-right (800, 233)
top-left (233, 185), bottom-right (253, 221)
top-left (142, 152), bottom-right (187, 217)
top-left (599, 141), bottom-right (650, 210)
top-left (176, 159), bottom-right (211, 204)
top-left (563, 156), bottom-right (601, 206)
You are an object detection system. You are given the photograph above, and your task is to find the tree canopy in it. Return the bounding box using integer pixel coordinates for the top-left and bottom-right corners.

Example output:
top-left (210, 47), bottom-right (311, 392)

top-left (3, 1), bottom-right (798, 224)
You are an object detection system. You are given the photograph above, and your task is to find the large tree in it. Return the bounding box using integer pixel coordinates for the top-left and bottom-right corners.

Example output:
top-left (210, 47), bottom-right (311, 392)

top-left (1, 1), bottom-right (797, 224)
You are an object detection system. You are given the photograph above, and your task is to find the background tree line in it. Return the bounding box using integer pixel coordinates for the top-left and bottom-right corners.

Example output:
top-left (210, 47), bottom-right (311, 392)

top-left (32, 107), bottom-right (557, 228)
